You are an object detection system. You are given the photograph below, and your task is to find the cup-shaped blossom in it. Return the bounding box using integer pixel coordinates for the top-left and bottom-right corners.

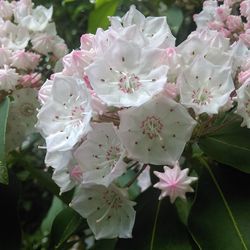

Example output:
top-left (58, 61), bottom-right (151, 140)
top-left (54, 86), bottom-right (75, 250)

top-left (0, 0), bottom-right (13, 20)
top-left (117, 95), bottom-right (197, 165)
top-left (18, 5), bottom-right (53, 32)
top-left (0, 21), bottom-right (30, 50)
top-left (86, 39), bottom-right (168, 107)
top-left (36, 74), bottom-right (92, 152)
top-left (71, 184), bottom-right (136, 239)
top-left (236, 81), bottom-right (250, 128)
top-left (179, 56), bottom-right (234, 115)
top-left (75, 123), bottom-right (127, 187)
top-left (0, 47), bottom-right (11, 67)
top-left (109, 5), bottom-right (175, 49)
top-left (154, 162), bottom-right (197, 203)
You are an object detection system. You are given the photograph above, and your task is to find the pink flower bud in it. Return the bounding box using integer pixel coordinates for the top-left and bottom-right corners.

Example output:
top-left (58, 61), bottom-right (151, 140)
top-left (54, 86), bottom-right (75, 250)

top-left (238, 70), bottom-right (250, 85)
top-left (226, 15), bottom-right (243, 32)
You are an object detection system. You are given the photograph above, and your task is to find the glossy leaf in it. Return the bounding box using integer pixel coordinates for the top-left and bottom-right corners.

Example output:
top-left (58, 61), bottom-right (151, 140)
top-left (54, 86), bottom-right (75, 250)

top-left (48, 207), bottom-right (84, 249)
top-left (188, 161), bottom-right (250, 249)
top-left (199, 118), bottom-right (250, 173)
top-left (88, 0), bottom-right (120, 33)
top-left (166, 5), bottom-right (183, 35)
top-left (0, 97), bottom-right (10, 185)
top-left (116, 188), bottom-right (195, 250)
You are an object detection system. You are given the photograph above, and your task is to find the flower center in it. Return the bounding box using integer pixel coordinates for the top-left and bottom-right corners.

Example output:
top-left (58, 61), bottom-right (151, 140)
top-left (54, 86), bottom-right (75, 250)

top-left (102, 190), bottom-right (122, 209)
top-left (192, 87), bottom-right (212, 106)
top-left (141, 116), bottom-right (163, 140)
top-left (118, 73), bottom-right (141, 94)
top-left (105, 146), bottom-right (120, 161)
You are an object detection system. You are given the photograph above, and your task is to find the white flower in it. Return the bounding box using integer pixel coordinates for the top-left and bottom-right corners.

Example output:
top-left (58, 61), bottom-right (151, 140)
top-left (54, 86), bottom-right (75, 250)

top-left (0, 65), bottom-right (19, 91)
top-left (31, 23), bottom-right (64, 56)
top-left (0, 47), bottom-right (11, 67)
top-left (137, 165), bottom-right (151, 192)
top-left (178, 56), bottom-right (234, 115)
top-left (6, 88), bottom-right (38, 151)
top-left (154, 161), bottom-right (197, 203)
top-left (45, 150), bottom-right (82, 193)
top-left (0, 21), bottom-right (30, 50)
top-left (37, 74), bottom-right (92, 152)
top-left (177, 30), bottom-right (231, 67)
top-left (117, 94), bottom-right (196, 165)
top-left (19, 5), bottom-right (53, 32)
top-left (62, 50), bottom-right (91, 78)
top-left (13, 0), bottom-right (33, 24)
top-left (236, 81), bottom-right (250, 128)
top-left (71, 184), bottom-right (136, 239)
top-left (75, 123), bottom-right (127, 187)
top-left (0, 0), bottom-right (13, 20)
top-left (86, 38), bottom-right (168, 107)
top-left (193, 0), bottom-right (218, 29)
top-left (109, 5), bottom-right (175, 49)
top-left (38, 79), bottom-right (53, 105)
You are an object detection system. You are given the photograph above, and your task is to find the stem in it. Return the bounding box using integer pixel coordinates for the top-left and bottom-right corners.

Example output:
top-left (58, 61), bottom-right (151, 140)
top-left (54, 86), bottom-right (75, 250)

top-left (150, 200), bottom-right (161, 250)
top-left (125, 164), bottom-right (147, 188)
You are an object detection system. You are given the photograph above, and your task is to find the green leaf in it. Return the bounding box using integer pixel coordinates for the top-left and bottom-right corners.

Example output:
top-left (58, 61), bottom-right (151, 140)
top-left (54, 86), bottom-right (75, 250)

top-left (166, 6), bottom-right (183, 35)
top-left (116, 188), bottom-right (195, 250)
top-left (88, 0), bottom-right (120, 33)
top-left (41, 196), bottom-right (65, 234)
top-left (188, 160), bottom-right (250, 249)
top-left (48, 207), bottom-right (84, 250)
top-left (198, 117), bottom-right (250, 173)
top-left (0, 97), bottom-right (10, 185)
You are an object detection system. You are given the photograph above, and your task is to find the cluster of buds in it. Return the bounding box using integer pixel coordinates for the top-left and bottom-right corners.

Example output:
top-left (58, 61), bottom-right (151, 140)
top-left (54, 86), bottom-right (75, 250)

top-left (194, 0), bottom-right (250, 46)
top-left (0, 0), bottom-right (68, 151)
top-left (0, 0), bottom-right (67, 98)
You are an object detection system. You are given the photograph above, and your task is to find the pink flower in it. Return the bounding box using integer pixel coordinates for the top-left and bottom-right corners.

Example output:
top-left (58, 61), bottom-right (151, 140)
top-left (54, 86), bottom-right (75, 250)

top-left (226, 15), bottom-right (243, 32)
top-left (153, 162), bottom-right (197, 203)
top-left (240, 29), bottom-right (250, 47)
top-left (70, 165), bottom-right (83, 182)
top-left (11, 50), bottom-right (40, 70)
top-left (240, 0), bottom-right (250, 19)
top-left (20, 72), bottom-right (41, 87)
top-left (238, 70), bottom-right (250, 85)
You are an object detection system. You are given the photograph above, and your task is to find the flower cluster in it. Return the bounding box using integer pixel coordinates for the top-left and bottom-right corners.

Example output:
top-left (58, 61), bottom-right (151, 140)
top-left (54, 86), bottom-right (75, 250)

top-left (194, 0), bottom-right (250, 46)
top-left (0, 0), bottom-right (67, 95)
top-left (0, 0), bottom-right (67, 151)
top-left (37, 4), bottom-right (250, 240)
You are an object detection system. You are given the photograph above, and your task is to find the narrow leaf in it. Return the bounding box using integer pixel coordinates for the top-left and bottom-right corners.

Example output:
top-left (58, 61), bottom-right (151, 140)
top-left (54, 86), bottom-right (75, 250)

top-left (48, 207), bottom-right (84, 249)
top-left (88, 0), bottom-right (119, 33)
top-left (188, 160), bottom-right (250, 249)
top-left (0, 97), bottom-right (10, 184)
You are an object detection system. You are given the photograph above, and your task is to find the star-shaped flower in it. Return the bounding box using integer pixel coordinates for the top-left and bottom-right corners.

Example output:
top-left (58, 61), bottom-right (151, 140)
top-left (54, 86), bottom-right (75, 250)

top-left (86, 38), bottom-right (168, 107)
top-left (117, 94), bottom-right (196, 165)
top-left (36, 74), bottom-right (92, 152)
top-left (154, 162), bottom-right (197, 203)
top-left (71, 184), bottom-right (136, 239)
top-left (75, 123), bottom-right (127, 187)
